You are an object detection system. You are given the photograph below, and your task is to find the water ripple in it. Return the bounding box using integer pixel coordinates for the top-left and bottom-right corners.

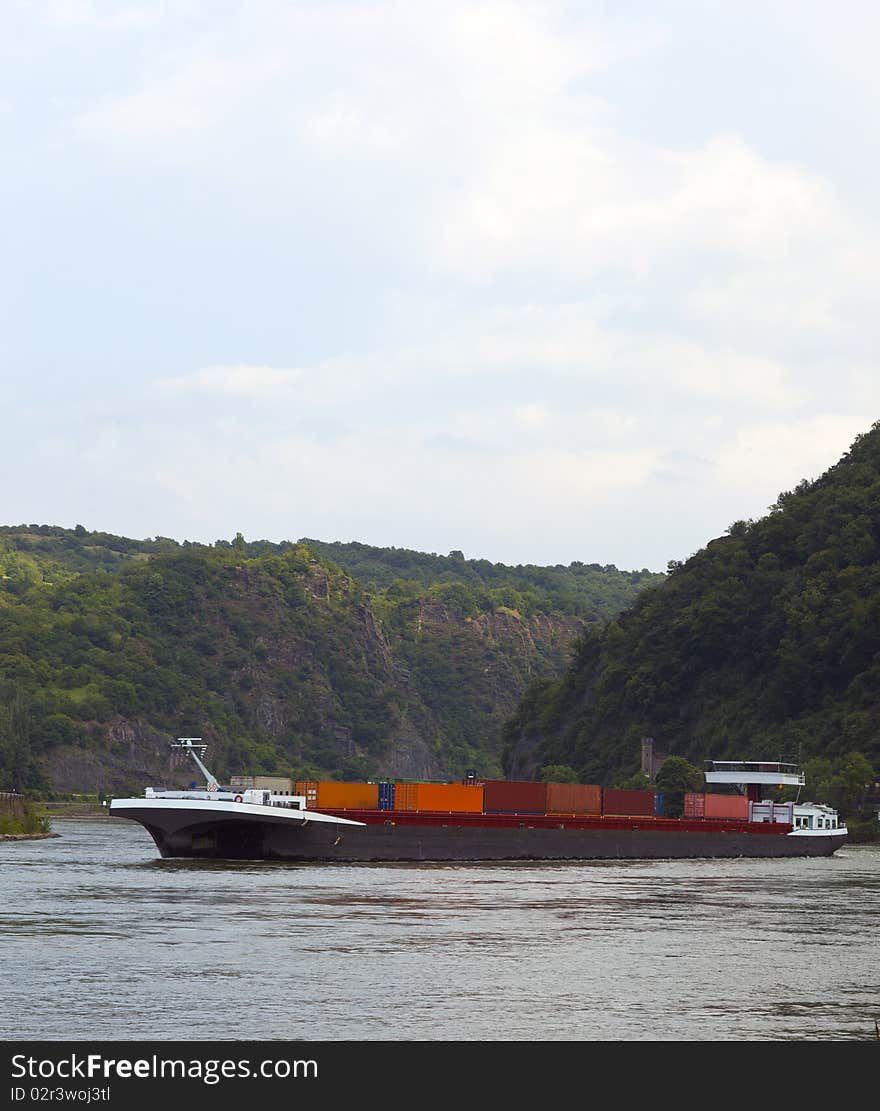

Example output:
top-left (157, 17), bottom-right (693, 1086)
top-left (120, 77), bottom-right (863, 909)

top-left (2, 820), bottom-right (878, 1041)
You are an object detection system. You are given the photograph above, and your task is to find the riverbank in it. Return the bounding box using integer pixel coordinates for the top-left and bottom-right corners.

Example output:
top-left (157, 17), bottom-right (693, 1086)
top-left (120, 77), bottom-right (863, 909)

top-left (845, 817), bottom-right (880, 844)
top-left (35, 798), bottom-right (109, 820)
top-left (0, 792), bottom-right (52, 837)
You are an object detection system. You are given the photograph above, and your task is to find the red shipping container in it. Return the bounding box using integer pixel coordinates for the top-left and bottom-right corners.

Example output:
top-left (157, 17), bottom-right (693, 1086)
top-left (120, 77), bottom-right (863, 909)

top-left (483, 780), bottom-right (548, 813)
top-left (704, 793), bottom-right (749, 820)
top-left (684, 792), bottom-right (705, 818)
top-left (545, 782), bottom-right (602, 815)
top-left (602, 788), bottom-right (655, 817)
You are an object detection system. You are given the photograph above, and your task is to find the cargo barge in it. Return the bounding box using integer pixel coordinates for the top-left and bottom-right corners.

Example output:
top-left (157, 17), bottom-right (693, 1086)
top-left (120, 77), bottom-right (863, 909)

top-left (110, 740), bottom-right (848, 861)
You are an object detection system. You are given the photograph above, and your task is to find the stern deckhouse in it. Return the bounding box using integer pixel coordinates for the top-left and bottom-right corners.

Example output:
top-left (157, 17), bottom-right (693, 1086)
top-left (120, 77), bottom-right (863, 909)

top-left (704, 760), bottom-right (846, 839)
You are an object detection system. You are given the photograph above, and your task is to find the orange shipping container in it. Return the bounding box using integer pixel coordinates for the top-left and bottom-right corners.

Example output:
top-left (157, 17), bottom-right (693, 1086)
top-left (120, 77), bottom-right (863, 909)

top-left (393, 782), bottom-right (419, 812)
top-left (394, 782), bottom-right (484, 813)
top-left (393, 782), bottom-right (417, 808)
top-left (295, 781), bottom-right (319, 806)
top-left (704, 793), bottom-right (749, 820)
top-left (545, 782), bottom-right (602, 815)
top-left (315, 781), bottom-right (380, 810)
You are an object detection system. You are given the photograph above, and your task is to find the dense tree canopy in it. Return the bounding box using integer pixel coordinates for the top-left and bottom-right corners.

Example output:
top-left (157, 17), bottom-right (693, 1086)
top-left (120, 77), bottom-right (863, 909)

top-left (503, 422), bottom-right (880, 789)
top-left (0, 527), bottom-right (659, 791)
top-left (654, 757), bottom-right (704, 818)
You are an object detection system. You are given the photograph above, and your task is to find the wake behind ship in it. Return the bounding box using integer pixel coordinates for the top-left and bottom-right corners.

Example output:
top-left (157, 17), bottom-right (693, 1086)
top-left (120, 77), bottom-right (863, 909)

top-left (109, 740), bottom-right (848, 861)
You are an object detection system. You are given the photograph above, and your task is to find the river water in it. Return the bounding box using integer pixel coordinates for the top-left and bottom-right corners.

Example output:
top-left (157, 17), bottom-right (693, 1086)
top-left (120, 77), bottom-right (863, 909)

top-left (2, 818), bottom-right (878, 1041)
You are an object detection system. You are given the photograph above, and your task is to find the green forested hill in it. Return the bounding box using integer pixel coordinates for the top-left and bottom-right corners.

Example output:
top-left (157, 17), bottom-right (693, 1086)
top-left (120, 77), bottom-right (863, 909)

top-left (300, 539), bottom-right (657, 619)
top-left (0, 527), bottom-right (661, 793)
top-left (503, 423), bottom-right (880, 785)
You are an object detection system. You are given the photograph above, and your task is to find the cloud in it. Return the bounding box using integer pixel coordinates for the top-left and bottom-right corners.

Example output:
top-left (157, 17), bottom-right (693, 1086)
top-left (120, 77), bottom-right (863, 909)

top-left (158, 364), bottom-right (307, 399)
top-left (159, 297), bottom-right (801, 416)
top-left (69, 3), bottom-right (880, 357)
top-left (43, 0), bottom-right (184, 31)
top-left (76, 51), bottom-right (283, 145)
top-left (7, 2), bottom-right (880, 567)
top-left (715, 416), bottom-right (871, 502)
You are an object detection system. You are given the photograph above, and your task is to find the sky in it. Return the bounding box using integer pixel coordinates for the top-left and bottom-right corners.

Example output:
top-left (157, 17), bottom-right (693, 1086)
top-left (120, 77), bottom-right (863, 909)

top-left (3, 1), bottom-right (879, 571)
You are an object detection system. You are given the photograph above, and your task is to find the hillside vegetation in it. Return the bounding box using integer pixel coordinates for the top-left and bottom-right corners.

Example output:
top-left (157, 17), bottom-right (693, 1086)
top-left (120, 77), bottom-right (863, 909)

top-left (0, 527), bottom-right (661, 793)
top-left (0, 792), bottom-right (49, 836)
top-left (503, 423), bottom-right (880, 788)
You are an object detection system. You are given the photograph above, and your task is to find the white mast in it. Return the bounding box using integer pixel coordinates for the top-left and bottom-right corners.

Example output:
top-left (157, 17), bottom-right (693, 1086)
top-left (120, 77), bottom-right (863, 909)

top-left (172, 738), bottom-right (219, 791)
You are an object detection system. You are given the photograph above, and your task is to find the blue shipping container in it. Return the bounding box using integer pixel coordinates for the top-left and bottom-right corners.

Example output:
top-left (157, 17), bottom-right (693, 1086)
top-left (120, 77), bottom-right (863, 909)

top-left (378, 782), bottom-right (395, 811)
top-left (654, 792), bottom-right (664, 817)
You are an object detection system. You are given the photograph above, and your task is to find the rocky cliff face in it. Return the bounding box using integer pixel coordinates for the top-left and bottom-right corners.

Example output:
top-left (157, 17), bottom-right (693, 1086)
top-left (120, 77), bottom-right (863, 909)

top-left (40, 595), bottom-right (584, 791)
top-left (0, 530), bottom-right (657, 792)
top-left (46, 720), bottom-right (191, 794)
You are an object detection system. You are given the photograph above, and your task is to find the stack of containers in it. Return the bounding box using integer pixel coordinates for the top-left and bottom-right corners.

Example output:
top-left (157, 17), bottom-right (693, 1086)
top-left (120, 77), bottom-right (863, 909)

top-left (483, 780), bottom-right (549, 814)
top-left (545, 782), bottom-right (602, 815)
top-left (601, 788), bottom-right (655, 816)
top-left (394, 782), bottom-right (485, 813)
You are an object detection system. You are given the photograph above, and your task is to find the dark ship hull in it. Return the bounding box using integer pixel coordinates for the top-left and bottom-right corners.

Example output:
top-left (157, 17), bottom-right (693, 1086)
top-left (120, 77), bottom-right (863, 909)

top-left (121, 805), bottom-right (846, 862)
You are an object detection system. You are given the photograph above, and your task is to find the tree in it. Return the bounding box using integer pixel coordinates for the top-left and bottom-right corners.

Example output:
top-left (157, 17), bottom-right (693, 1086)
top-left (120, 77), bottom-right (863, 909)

top-left (539, 764), bottom-right (578, 783)
top-left (829, 752), bottom-right (875, 818)
top-left (803, 757), bottom-right (833, 803)
top-left (616, 771), bottom-right (651, 790)
top-left (655, 756), bottom-right (704, 818)
top-left (804, 752), bottom-right (875, 818)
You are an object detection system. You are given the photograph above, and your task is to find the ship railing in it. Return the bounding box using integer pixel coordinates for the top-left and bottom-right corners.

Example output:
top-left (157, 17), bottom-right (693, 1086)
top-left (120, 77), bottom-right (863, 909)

top-left (705, 761), bottom-right (802, 775)
top-left (144, 789), bottom-right (236, 800)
